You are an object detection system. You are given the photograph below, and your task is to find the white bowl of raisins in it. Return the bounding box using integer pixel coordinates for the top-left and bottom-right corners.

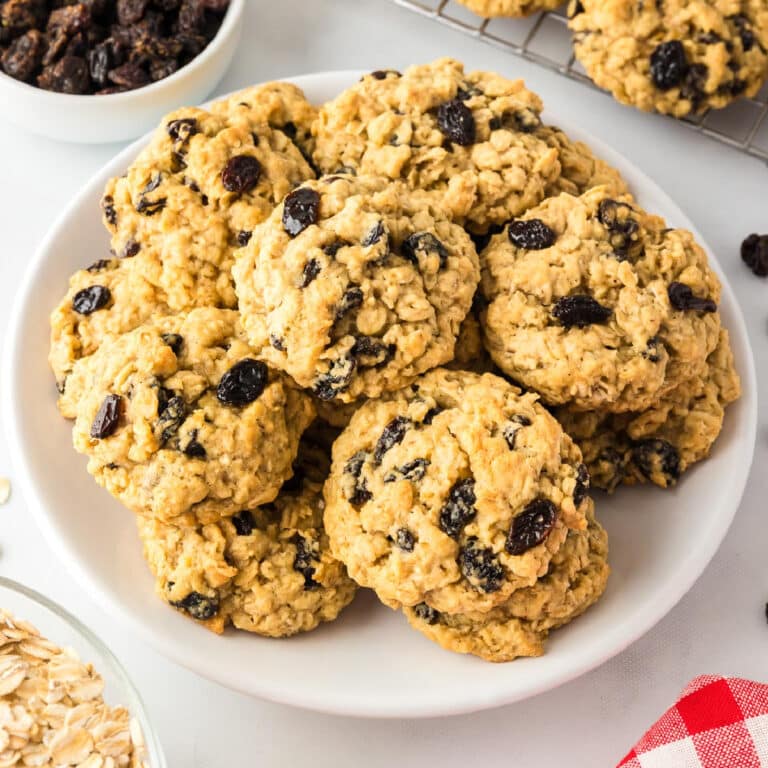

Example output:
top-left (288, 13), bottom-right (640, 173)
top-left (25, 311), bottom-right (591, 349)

top-left (0, 0), bottom-right (244, 144)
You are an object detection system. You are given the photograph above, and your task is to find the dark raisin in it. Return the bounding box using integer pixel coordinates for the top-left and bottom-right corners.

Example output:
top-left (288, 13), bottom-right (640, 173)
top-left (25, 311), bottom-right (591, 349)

top-left (489, 108), bottom-right (541, 133)
top-left (86, 260), bottom-right (112, 273)
top-left (292, 535), bottom-right (320, 590)
top-left (312, 354), bottom-right (356, 400)
top-left (362, 221), bottom-right (385, 247)
top-left (107, 61), bottom-right (150, 90)
top-left (644, 336), bottom-right (662, 363)
top-left (373, 416), bottom-right (410, 464)
top-left (167, 117), bottom-right (198, 144)
top-left (1, 29), bottom-right (44, 82)
top-left (395, 528), bottom-right (415, 552)
top-left (343, 450), bottom-right (372, 505)
top-left (135, 195), bottom-right (166, 216)
top-left (502, 414), bottom-right (531, 449)
top-left (72, 285), bottom-right (111, 315)
top-left (170, 592), bottom-right (219, 620)
top-left (574, 463), bottom-right (590, 507)
top-left (351, 336), bottom-right (392, 366)
top-left (632, 439), bottom-right (681, 484)
top-left (597, 199), bottom-right (642, 260)
top-left (439, 478), bottom-right (476, 539)
top-left (680, 64), bottom-right (710, 108)
top-left (122, 239), bottom-right (140, 258)
top-left (385, 458), bottom-right (430, 483)
top-left (322, 241), bottom-right (345, 257)
top-left (730, 15), bottom-right (755, 52)
top-left (237, 230), bottom-right (252, 247)
top-left (741, 233), bottom-right (768, 277)
top-left (335, 286), bottom-right (364, 320)
top-left (156, 394), bottom-right (186, 443)
top-left (101, 195), bottom-right (117, 226)
top-left (117, 0), bottom-right (150, 25)
top-left (401, 232), bottom-right (448, 269)
top-left (161, 333), bottom-right (183, 356)
top-left (231, 510), bottom-right (255, 536)
top-left (269, 334), bottom-right (286, 351)
top-left (422, 406), bottom-right (443, 425)
top-left (458, 538), bottom-right (504, 593)
top-left (650, 40), bottom-right (689, 90)
top-left (369, 69), bottom-right (400, 80)
top-left (506, 498), bottom-right (558, 555)
top-left (299, 258), bottom-right (321, 287)
top-left (282, 187), bottom-right (320, 237)
top-left (552, 295), bottom-right (612, 328)
top-left (413, 602), bottom-right (439, 624)
top-left (90, 394), bottom-right (122, 439)
top-left (216, 359), bottom-right (268, 406)
top-left (508, 219), bottom-right (557, 250)
top-left (182, 431), bottom-right (206, 458)
top-left (221, 155), bottom-right (261, 194)
top-left (38, 55), bottom-right (91, 94)
top-left (436, 98), bottom-right (476, 146)
top-left (667, 282), bottom-right (717, 313)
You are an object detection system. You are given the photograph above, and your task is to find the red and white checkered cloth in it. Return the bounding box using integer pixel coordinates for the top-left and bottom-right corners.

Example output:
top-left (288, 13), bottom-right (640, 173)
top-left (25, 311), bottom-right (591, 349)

top-left (618, 676), bottom-right (768, 767)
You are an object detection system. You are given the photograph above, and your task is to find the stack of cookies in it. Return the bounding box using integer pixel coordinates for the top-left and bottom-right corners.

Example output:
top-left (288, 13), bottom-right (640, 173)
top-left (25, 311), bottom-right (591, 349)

top-left (49, 58), bottom-right (739, 662)
top-left (449, 0), bottom-right (768, 120)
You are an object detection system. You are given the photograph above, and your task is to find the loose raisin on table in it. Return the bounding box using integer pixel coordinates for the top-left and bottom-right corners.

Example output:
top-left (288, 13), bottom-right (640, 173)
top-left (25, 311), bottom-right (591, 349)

top-left (650, 41), bottom-right (689, 90)
top-left (741, 234), bottom-right (768, 277)
top-left (506, 498), bottom-right (557, 555)
top-left (221, 155), bottom-right (261, 194)
top-left (217, 359), bottom-right (268, 407)
top-left (436, 98), bottom-right (476, 146)
top-left (459, 538), bottom-right (504, 593)
top-left (90, 394), bottom-right (122, 439)
top-left (231, 510), bottom-right (255, 536)
top-left (401, 232), bottom-right (447, 269)
top-left (667, 282), bottom-right (717, 313)
top-left (282, 188), bottom-right (320, 237)
top-left (72, 285), bottom-right (111, 315)
top-left (552, 295), bottom-right (612, 327)
top-left (439, 478), bottom-right (477, 539)
top-left (373, 416), bottom-right (410, 464)
top-left (171, 591), bottom-right (219, 621)
top-left (508, 219), bottom-right (556, 250)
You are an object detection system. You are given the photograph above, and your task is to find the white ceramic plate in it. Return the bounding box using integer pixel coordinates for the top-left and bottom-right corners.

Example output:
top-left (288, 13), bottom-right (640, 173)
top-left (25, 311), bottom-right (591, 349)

top-left (3, 71), bottom-right (757, 718)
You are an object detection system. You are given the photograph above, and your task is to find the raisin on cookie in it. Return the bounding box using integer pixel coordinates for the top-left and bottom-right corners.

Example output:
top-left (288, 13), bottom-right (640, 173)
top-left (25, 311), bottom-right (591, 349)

top-left (233, 174), bottom-right (480, 403)
top-left (138, 437), bottom-right (356, 636)
top-left (558, 329), bottom-right (741, 491)
top-left (569, 0), bottom-right (768, 117)
top-left (311, 58), bottom-right (560, 231)
top-left (323, 369), bottom-right (590, 614)
top-left (67, 308), bottom-right (314, 526)
top-left (480, 186), bottom-right (721, 412)
top-left (404, 509), bottom-right (608, 662)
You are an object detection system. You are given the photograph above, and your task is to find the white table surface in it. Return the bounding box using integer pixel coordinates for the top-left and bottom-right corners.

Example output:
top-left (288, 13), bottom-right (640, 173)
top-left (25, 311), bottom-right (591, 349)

top-left (0, 0), bottom-right (766, 764)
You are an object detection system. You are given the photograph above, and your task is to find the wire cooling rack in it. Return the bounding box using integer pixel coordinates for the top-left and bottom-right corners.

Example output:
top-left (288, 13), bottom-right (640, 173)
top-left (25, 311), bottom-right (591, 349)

top-left (394, 0), bottom-right (768, 162)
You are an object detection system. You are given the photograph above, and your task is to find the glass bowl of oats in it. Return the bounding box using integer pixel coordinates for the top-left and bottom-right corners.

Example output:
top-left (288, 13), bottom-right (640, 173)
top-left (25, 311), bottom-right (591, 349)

top-left (0, 576), bottom-right (165, 767)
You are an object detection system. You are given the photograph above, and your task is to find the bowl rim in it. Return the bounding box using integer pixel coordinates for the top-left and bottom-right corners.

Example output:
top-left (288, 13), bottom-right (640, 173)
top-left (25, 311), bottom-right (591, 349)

top-left (0, 576), bottom-right (167, 767)
top-left (0, 69), bottom-right (759, 718)
top-left (0, 0), bottom-right (245, 103)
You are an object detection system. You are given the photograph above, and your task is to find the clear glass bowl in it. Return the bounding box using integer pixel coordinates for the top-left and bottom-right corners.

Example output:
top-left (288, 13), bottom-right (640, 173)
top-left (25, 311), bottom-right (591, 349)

top-left (0, 577), bottom-right (166, 767)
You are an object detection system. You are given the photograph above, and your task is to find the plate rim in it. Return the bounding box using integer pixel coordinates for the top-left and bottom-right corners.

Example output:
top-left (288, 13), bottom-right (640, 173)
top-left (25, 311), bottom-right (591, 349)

top-left (2, 68), bottom-right (758, 718)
